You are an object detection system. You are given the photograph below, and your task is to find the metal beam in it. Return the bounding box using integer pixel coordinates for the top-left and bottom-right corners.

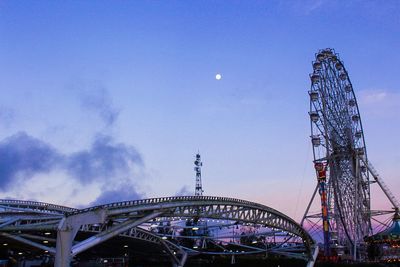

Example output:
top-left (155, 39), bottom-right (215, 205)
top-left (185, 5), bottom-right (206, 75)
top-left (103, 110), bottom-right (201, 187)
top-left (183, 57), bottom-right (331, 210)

top-left (0, 232), bottom-right (55, 254)
top-left (0, 218), bottom-right (18, 228)
top-left (306, 246), bottom-right (319, 267)
top-left (71, 211), bottom-right (163, 256)
top-left (1, 196), bottom-right (316, 264)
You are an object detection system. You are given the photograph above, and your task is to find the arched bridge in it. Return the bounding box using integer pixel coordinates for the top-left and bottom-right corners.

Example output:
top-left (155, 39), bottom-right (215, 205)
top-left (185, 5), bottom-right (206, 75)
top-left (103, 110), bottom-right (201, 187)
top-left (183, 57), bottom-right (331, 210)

top-left (0, 196), bottom-right (318, 267)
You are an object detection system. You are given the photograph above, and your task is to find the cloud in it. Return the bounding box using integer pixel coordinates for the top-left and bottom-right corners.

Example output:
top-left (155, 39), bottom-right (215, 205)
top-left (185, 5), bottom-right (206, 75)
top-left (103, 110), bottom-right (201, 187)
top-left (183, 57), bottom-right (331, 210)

top-left (0, 132), bottom-right (144, 206)
top-left (80, 87), bottom-right (120, 127)
top-left (66, 134), bottom-right (142, 184)
top-left (90, 184), bottom-right (143, 206)
top-left (175, 185), bottom-right (192, 196)
top-left (302, 0), bottom-right (324, 15)
top-left (359, 90), bottom-right (388, 104)
top-left (0, 132), bottom-right (63, 189)
top-left (358, 89), bottom-right (400, 117)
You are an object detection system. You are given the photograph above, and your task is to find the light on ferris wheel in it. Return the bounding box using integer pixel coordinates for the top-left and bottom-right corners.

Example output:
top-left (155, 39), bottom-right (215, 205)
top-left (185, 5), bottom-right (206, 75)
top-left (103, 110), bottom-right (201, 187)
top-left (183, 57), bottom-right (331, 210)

top-left (349, 99), bottom-right (356, 107)
top-left (309, 112), bottom-right (320, 123)
top-left (345, 85), bottom-right (352, 92)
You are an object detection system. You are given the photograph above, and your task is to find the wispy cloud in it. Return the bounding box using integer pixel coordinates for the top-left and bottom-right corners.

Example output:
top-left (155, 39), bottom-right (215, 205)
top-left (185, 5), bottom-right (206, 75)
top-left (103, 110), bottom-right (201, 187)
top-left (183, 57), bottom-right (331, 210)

top-left (0, 132), bottom-right (144, 206)
top-left (15, 81), bottom-right (147, 206)
top-left (359, 90), bottom-right (388, 104)
top-left (81, 87), bottom-right (120, 127)
top-left (302, 0), bottom-right (324, 15)
top-left (281, 0), bottom-right (327, 15)
top-left (358, 89), bottom-right (400, 117)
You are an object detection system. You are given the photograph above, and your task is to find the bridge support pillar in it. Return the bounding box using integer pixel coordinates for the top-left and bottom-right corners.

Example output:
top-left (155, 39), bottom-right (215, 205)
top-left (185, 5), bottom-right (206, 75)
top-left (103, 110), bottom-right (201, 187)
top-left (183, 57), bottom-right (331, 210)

top-left (54, 210), bottom-right (108, 266)
top-left (306, 245), bottom-right (319, 267)
top-left (171, 250), bottom-right (187, 267)
top-left (55, 228), bottom-right (74, 267)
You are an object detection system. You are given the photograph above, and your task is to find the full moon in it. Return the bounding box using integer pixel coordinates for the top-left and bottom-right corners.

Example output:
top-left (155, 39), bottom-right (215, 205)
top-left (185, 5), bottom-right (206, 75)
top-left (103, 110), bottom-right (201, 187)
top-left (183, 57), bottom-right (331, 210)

top-left (215, 73), bottom-right (222, 80)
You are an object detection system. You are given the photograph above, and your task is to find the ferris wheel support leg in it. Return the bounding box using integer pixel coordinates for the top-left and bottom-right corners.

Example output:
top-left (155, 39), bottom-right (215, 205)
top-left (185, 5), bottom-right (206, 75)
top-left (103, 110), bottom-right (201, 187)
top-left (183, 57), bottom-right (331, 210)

top-left (301, 184), bottom-right (319, 226)
top-left (306, 245), bottom-right (319, 267)
top-left (363, 159), bottom-right (400, 210)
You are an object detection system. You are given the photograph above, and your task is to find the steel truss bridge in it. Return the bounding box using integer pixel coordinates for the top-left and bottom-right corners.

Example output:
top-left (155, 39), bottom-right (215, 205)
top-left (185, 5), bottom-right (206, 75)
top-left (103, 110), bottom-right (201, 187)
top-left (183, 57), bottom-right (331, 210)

top-left (0, 196), bottom-right (318, 267)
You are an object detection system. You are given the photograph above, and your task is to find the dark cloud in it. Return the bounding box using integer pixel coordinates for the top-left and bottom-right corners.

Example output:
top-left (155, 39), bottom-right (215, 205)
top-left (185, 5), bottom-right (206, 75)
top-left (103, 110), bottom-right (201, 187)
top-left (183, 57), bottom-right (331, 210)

top-left (66, 135), bottom-right (142, 184)
top-left (0, 132), bottom-right (62, 188)
top-left (81, 87), bottom-right (120, 126)
top-left (0, 132), bottom-right (144, 204)
top-left (90, 184), bottom-right (143, 206)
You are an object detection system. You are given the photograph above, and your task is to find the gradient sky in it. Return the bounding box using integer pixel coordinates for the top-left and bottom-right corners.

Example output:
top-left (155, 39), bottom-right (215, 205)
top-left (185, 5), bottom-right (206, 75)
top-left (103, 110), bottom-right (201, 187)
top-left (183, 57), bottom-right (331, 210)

top-left (0, 1), bottom-right (399, 221)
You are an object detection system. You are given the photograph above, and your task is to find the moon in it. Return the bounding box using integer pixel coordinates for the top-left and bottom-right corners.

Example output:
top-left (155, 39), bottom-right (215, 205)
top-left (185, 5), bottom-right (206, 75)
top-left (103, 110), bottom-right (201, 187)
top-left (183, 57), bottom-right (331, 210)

top-left (215, 73), bottom-right (222, 80)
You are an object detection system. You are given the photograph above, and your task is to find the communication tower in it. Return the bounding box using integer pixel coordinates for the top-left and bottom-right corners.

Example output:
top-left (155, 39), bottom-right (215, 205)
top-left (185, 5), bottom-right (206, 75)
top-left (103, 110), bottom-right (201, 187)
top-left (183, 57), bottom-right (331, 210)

top-left (194, 153), bottom-right (203, 196)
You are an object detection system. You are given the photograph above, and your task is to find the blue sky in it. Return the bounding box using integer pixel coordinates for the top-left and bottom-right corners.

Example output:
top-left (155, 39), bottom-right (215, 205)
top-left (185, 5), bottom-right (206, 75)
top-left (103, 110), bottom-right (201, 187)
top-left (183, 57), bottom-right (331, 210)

top-left (0, 1), bottom-right (399, 220)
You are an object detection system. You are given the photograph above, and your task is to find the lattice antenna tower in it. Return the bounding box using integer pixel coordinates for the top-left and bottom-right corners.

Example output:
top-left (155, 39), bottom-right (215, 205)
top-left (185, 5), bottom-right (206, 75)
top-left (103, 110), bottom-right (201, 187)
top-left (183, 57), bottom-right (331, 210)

top-left (194, 153), bottom-right (203, 196)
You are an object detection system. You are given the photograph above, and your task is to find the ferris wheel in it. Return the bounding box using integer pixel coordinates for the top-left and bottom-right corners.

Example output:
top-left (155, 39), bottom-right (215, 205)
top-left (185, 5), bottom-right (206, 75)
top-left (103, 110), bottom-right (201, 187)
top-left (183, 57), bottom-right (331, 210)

top-left (304, 48), bottom-right (373, 258)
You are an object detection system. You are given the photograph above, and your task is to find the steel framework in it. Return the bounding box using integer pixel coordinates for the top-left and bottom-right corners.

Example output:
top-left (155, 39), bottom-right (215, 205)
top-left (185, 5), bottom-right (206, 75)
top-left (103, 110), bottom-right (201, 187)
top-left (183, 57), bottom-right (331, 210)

top-left (0, 196), bottom-right (318, 267)
top-left (194, 153), bottom-right (203, 196)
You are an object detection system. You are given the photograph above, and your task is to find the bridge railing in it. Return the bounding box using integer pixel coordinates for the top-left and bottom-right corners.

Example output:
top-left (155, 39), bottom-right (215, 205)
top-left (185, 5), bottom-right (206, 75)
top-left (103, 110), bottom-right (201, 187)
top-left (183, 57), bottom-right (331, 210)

top-left (0, 199), bottom-right (77, 213)
top-left (72, 195), bottom-right (262, 215)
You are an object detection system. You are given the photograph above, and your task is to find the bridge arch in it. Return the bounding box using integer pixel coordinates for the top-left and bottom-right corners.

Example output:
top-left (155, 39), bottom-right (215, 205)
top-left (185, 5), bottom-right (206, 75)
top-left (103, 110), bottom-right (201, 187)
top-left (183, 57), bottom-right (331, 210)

top-left (0, 197), bottom-right (318, 267)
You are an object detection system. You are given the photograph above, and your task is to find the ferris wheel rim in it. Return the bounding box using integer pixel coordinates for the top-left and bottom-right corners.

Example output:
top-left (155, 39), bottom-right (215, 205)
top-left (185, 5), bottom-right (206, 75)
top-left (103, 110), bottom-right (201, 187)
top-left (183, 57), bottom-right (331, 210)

top-left (309, 49), bottom-right (368, 160)
top-left (308, 48), bottom-right (372, 248)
